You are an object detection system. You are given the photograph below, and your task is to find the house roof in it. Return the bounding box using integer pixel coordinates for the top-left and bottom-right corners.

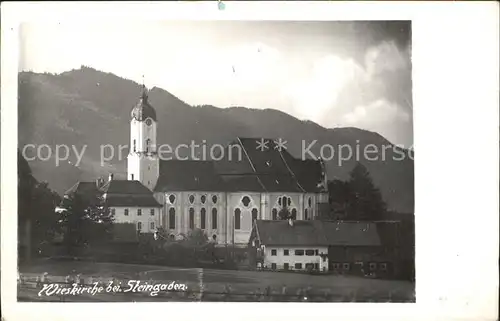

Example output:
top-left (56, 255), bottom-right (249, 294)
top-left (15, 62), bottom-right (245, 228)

top-left (100, 180), bottom-right (153, 195)
top-left (253, 220), bottom-right (381, 247)
top-left (65, 179), bottom-right (161, 207)
top-left (105, 195), bottom-right (162, 207)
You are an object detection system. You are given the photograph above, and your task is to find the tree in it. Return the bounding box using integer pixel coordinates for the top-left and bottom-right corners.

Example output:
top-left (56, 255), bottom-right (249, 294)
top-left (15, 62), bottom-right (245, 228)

top-left (346, 162), bottom-right (387, 221)
top-left (18, 151), bottom-right (61, 260)
top-left (326, 179), bottom-right (351, 219)
top-left (57, 191), bottom-right (114, 255)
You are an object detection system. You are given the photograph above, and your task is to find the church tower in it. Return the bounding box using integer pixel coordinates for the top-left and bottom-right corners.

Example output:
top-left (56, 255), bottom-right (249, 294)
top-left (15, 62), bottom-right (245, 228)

top-left (127, 85), bottom-right (159, 191)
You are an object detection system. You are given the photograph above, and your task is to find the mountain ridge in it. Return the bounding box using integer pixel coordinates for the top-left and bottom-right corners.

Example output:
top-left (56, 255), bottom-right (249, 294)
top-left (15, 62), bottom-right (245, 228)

top-left (18, 66), bottom-right (414, 213)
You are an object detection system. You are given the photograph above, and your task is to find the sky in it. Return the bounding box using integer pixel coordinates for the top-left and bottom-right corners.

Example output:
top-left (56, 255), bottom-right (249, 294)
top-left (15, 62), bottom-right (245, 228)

top-left (19, 21), bottom-right (413, 147)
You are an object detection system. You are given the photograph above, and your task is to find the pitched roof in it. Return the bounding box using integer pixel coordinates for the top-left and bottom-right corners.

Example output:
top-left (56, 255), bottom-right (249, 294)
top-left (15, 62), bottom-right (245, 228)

top-left (105, 195), bottom-right (162, 207)
top-left (253, 220), bottom-right (381, 247)
top-left (64, 181), bottom-right (99, 197)
top-left (155, 160), bottom-right (226, 192)
top-left (100, 180), bottom-right (152, 195)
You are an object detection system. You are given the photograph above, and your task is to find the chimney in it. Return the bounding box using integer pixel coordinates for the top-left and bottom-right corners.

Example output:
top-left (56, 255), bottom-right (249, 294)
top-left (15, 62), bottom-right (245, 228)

top-left (108, 173), bottom-right (114, 182)
top-left (288, 218), bottom-right (294, 227)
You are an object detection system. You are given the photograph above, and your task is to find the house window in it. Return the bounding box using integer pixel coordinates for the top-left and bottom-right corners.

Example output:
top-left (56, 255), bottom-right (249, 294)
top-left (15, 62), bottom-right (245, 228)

top-left (189, 208), bottom-right (194, 229)
top-left (168, 194), bottom-right (176, 204)
top-left (315, 249), bottom-right (319, 255)
top-left (304, 208), bottom-right (308, 220)
top-left (137, 209), bottom-right (142, 216)
top-left (272, 208), bottom-right (278, 220)
top-left (314, 263), bottom-right (319, 270)
top-left (242, 196), bottom-right (251, 207)
top-left (271, 249), bottom-right (277, 256)
top-left (111, 208), bottom-right (116, 216)
top-left (252, 208), bottom-right (258, 221)
top-left (295, 250), bottom-right (304, 256)
top-left (234, 208), bottom-right (241, 230)
top-left (284, 249), bottom-right (289, 256)
top-left (370, 262), bottom-right (377, 271)
top-left (380, 263), bottom-right (387, 271)
top-left (201, 208), bottom-right (206, 229)
top-left (124, 209), bottom-right (129, 216)
top-left (189, 195), bottom-right (195, 204)
top-left (150, 209), bottom-right (155, 216)
top-left (212, 195), bottom-right (217, 204)
top-left (137, 222), bottom-right (142, 231)
top-left (305, 249), bottom-right (315, 256)
top-left (295, 263), bottom-right (302, 269)
top-left (291, 208), bottom-right (297, 220)
top-left (305, 263), bottom-right (314, 270)
top-left (271, 263), bottom-right (277, 270)
top-left (343, 263), bottom-right (350, 270)
top-left (169, 208), bottom-right (175, 229)
top-left (284, 263), bottom-right (289, 270)
top-left (212, 208), bottom-right (217, 229)
top-left (150, 222), bottom-right (155, 230)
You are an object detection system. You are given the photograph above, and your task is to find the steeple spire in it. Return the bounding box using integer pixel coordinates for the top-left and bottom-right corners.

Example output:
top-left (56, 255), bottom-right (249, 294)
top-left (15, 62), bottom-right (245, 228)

top-left (141, 75), bottom-right (148, 102)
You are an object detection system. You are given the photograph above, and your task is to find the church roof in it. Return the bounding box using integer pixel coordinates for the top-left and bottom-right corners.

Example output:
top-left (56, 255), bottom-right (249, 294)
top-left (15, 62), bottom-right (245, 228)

top-left (252, 220), bottom-right (381, 247)
top-left (155, 137), bottom-right (326, 193)
top-left (154, 160), bottom-right (226, 192)
top-left (130, 85), bottom-right (157, 121)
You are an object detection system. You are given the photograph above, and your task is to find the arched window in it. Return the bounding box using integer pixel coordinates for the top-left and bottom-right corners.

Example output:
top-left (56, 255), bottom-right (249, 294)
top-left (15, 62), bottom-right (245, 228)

top-left (291, 208), bottom-right (297, 220)
top-left (189, 208), bottom-right (195, 229)
top-left (304, 208), bottom-right (309, 220)
top-left (278, 198), bottom-right (282, 206)
top-left (133, 139), bottom-right (136, 152)
top-left (212, 208), bottom-right (218, 229)
top-left (169, 208), bottom-right (176, 229)
top-left (242, 196), bottom-right (251, 207)
top-left (189, 194), bottom-right (195, 204)
top-left (308, 197), bottom-right (312, 208)
top-left (272, 208), bottom-right (278, 220)
top-left (200, 208), bottom-right (206, 229)
top-left (146, 138), bottom-right (151, 153)
top-left (234, 208), bottom-right (241, 230)
top-left (252, 208), bottom-right (258, 222)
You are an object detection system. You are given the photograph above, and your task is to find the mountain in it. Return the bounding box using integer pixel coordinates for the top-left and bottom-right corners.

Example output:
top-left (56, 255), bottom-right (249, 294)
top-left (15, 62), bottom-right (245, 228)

top-left (18, 66), bottom-right (414, 213)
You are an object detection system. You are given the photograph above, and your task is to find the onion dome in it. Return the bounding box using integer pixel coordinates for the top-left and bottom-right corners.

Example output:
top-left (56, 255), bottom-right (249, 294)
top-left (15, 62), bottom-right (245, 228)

top-left (131, 85), bottom-right (157, 121)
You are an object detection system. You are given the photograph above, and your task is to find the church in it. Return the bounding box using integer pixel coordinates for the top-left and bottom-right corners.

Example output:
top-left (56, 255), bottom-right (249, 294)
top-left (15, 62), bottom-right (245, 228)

top-left (67, 86), bottom-right (330, 246)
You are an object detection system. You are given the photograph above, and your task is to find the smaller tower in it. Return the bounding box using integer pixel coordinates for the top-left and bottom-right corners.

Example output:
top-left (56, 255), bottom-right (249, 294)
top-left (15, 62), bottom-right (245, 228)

top-left (127, 85), bottom-right (159, 191)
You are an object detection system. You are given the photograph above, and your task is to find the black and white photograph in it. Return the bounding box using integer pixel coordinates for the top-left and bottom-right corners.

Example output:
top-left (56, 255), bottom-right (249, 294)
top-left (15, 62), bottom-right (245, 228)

top-left (2, 3), bottom-right (498, 320)
top-left (14, 19), bottom-right (416, 303)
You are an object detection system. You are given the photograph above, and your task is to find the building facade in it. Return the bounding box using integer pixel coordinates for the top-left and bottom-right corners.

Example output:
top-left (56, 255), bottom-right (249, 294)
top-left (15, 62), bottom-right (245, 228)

top-left (128, 86), bottom-right (330, 246)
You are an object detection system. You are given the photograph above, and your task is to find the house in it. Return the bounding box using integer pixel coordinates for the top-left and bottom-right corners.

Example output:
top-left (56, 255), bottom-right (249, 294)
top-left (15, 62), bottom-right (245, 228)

top-left (248, 219), bottom-right (383, 273)
top-left (64, 174), bottom-right (162, 235)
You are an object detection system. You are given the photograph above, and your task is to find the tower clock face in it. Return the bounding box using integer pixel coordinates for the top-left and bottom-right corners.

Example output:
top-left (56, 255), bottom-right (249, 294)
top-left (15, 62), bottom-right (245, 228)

top-left (146, 118), bottom-right (152, 126)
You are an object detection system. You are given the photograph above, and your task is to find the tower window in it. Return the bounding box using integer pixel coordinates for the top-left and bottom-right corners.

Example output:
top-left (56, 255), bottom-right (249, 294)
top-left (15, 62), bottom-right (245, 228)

top-left (234, 208), bottom-right (241, 230)
top-left (169, 208), bottom-right (176, 229)
top-left (146, 139), bottom-right (151, 153)
top-left (133, 139), bottom-right (136, 152)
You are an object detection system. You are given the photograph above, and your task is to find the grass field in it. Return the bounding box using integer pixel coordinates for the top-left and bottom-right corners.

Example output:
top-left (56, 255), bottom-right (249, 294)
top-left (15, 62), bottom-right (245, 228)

top-left (18, 259), bottom-right (415, 302)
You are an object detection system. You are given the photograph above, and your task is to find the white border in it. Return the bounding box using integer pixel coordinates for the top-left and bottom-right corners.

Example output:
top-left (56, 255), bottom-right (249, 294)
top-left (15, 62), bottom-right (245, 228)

top-left (2, 2), bottom-right (499, 321)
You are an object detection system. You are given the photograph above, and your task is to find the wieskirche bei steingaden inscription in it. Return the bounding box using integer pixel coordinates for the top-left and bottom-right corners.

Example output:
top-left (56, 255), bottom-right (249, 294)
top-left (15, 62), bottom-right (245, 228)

top-left (17, 20), bottom-right (414, 302)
